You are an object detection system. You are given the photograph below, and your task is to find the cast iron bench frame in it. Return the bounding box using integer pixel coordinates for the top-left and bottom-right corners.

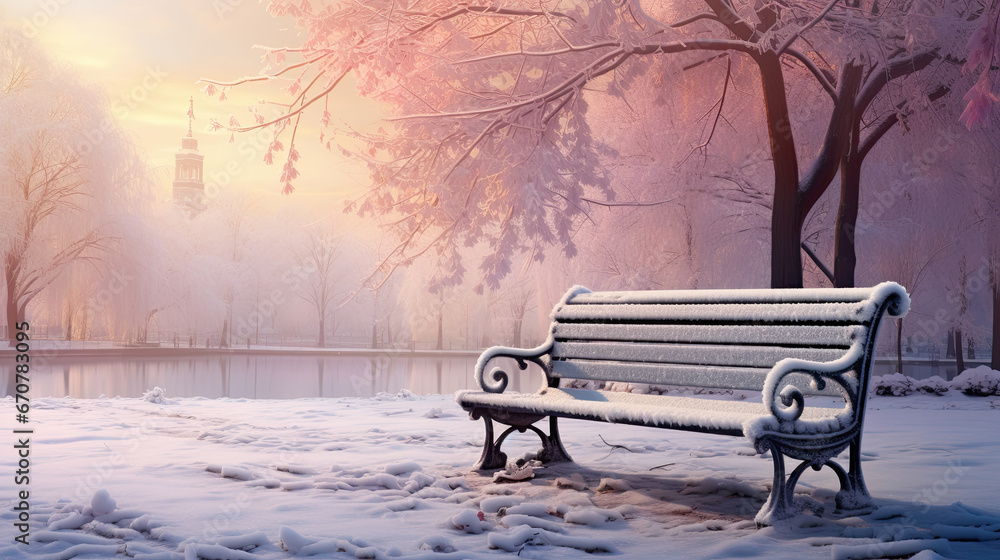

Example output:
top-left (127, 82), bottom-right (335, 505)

top-left (456, 282), bottom-right (909, 525)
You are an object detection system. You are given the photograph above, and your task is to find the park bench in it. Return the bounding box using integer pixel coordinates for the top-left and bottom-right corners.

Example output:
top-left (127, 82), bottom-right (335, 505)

top-left (456, 282), bottom-right (909, 525)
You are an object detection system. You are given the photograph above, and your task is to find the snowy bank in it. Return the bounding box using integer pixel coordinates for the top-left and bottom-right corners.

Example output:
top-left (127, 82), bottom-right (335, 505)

top-left (1, 391), bottom-right (999, 559)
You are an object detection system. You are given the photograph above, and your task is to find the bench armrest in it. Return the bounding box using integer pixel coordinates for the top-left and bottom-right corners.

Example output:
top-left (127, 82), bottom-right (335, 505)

top-left (474, 340), bottom-right (553, 393)
top-left (762, 346), bottom-right (866, 423)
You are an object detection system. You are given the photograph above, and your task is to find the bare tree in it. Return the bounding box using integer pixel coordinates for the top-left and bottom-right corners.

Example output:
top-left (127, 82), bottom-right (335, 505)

top-left (876, 234), bottom-right (951, 374)
top-left (213, 191), bottom-right (257, 347)
top-left (1, 27), bottom-right (152, 345)
top-left (293, 228), bottom-right (346, 347)
top-left (991, 246), bottom-right (1000, 370)
top-left (968, 127), bottom-right (1000, 370)
top-left (507, 282), bottom-right (536, 348)
top-left (987, 214), bottom-right (1000, 370)
top-left (949, 257), bottom-right (974, 374)
top-left (487, 274), bottom-right (538, 347)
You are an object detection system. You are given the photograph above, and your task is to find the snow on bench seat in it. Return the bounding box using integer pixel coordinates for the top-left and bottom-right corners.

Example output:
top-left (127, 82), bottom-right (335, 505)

top-left (456, 282), bottom-right (909, 526)
top-left (456, 387), bottom-right (848, 437)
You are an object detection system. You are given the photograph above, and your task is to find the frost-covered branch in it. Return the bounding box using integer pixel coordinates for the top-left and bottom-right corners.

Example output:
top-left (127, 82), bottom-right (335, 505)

top-left (782, 47), bottom-right (837, 100)
top-left (856, 49), bottom-right (941, 115)
top-left (776, 0), bottom-right (842, 56)
top-left (669, 12), bottom-right (721, 29)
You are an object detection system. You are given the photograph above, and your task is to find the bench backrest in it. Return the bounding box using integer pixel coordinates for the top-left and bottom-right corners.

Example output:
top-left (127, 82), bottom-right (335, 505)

top-left (546, 283), bottom-right (909, 395)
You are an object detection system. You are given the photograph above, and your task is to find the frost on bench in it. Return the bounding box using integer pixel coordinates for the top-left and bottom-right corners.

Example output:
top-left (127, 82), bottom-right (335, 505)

top-left (457, 281), bottom-right (909, 526)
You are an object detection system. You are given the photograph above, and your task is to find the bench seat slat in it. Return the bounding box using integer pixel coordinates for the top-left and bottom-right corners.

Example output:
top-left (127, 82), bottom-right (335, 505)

top-left (551, 360), bottom-right (769, 391)
top-left (551, 323), bottom-right (864, 347)
top-left (567, 287), bottom-right (877, 305)
top-left (456, 387), bottom-right (846, 436)
top-left (553, 302), bottom-right (872, 324)
top-left (552, 341), bottom-right (847, 369)
top-left (549, 360), bottom-right (845, 396)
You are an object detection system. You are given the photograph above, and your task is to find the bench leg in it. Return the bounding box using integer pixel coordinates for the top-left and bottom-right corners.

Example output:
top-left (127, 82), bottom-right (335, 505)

top-left (472, 416), bottom-right (508, 471)
top-left (537, 417), bottom-right (573, 464)
top-left (833, 436), bottom-right (875, 513)
top-left (755, 440), bottom-right (801, 526)
top-left (756, 440), bottom-right (829, 525)
top-left (470, 413), bottom-right (573, 471)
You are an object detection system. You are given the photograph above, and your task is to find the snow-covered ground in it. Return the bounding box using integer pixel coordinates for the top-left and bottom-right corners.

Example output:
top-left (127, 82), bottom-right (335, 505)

top-left (2, 389), bottom-right (999, 559)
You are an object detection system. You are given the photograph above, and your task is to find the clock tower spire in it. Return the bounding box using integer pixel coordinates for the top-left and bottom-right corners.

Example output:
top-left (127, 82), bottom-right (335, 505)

top-left (173, 97), bottom-right (205, 214)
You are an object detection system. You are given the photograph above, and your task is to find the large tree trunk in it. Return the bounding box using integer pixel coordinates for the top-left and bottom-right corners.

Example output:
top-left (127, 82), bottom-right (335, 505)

top-left (763, 57), bottom-right (864, 289)
top-left (436, 311), bottom-right (443, 350)
top-left (955, 328), bottom-right (965, 375)
top-left (141, 310), bottom-right (157, 344)
top-left (834, 118), bottom-right (862, 288)
top-left (318, 317), bottom-right (325, 348)
top-left (5, 260), bottom-right (18, 347)
top-left (896, 319), bottom-right (904, 375)
top-left (758, 53), bottom-right (803, 289)
top-left (16, 301), bottom-right (28, 344)
top-left (993, 278), bottom-right (999, 371)
top-left (64, 300), bottom-right (75, 341)
top-left (5, 293), bottom-right (17, 347)
top-left (706, 3), bottom-right (804, 288)
top-left (771, 186), bottom-right (803, 288)
top-left (9, 297), bottom-right (28, 348)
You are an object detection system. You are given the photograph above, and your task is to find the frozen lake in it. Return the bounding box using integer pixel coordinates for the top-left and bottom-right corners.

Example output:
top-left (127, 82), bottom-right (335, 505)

top-left (4, 346), bottom-right (991, 399)
top-left (0, 349), bottom-right (548, 399)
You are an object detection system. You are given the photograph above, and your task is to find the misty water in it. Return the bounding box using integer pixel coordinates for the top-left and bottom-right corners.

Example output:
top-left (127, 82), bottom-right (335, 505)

top-left (2, 352), bottom-right (542, 399)
top-left (5, 350), bottom-right (990, 400)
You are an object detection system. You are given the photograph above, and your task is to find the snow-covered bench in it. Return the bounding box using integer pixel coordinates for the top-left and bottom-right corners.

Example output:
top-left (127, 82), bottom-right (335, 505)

top-left (456, 282), bottom-right (909, 525)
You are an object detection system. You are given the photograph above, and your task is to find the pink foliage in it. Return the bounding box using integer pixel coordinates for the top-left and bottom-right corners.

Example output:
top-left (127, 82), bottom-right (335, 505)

top-left (961, 13), bottom-right (1000, 129)
top-left (960, 74), bottom-right (997, 130)
top-left (964, 23), bottom-right (997, 75)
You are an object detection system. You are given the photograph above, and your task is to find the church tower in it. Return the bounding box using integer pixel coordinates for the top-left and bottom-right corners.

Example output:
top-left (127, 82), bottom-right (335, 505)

top-left (173, 97), bottom-right (205, 213)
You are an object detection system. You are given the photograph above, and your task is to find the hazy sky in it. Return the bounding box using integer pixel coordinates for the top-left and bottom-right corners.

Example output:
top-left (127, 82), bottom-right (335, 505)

top-left (2, 0), bottom-right (380, 202)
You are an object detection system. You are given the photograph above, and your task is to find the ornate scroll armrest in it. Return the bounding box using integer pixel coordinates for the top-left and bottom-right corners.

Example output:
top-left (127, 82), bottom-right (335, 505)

top-left (762, 348), bottom-right (864, 423)
top-left (474, 340), bottom-right (553, 393)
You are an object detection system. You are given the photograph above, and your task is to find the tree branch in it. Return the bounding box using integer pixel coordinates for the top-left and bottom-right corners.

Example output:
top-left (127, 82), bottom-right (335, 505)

top-left (777, 0), bottom-right (841, 56)
top-left (199, 51), bottom-right (336, 88)
top-left (403, 5), bottom-right (574, 37)
top-left (858, 85), bottom-right (950, 160)
top-left (226, 67), bottom-right (350, 133)
top-left (456, 41), bottom-right (620, 64)
top-left (782, 47), bottom-right (837, 101)
top-left (393, 38), bottom-right (755, 122)
top-left (684, 56), bottom-right (732, 160)
top-left (856, 49), bottom-right (940, 115)
top-left (581, 196), bottom-right (677, 208)
top-left (670, 12), bottom-right (721, 28)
